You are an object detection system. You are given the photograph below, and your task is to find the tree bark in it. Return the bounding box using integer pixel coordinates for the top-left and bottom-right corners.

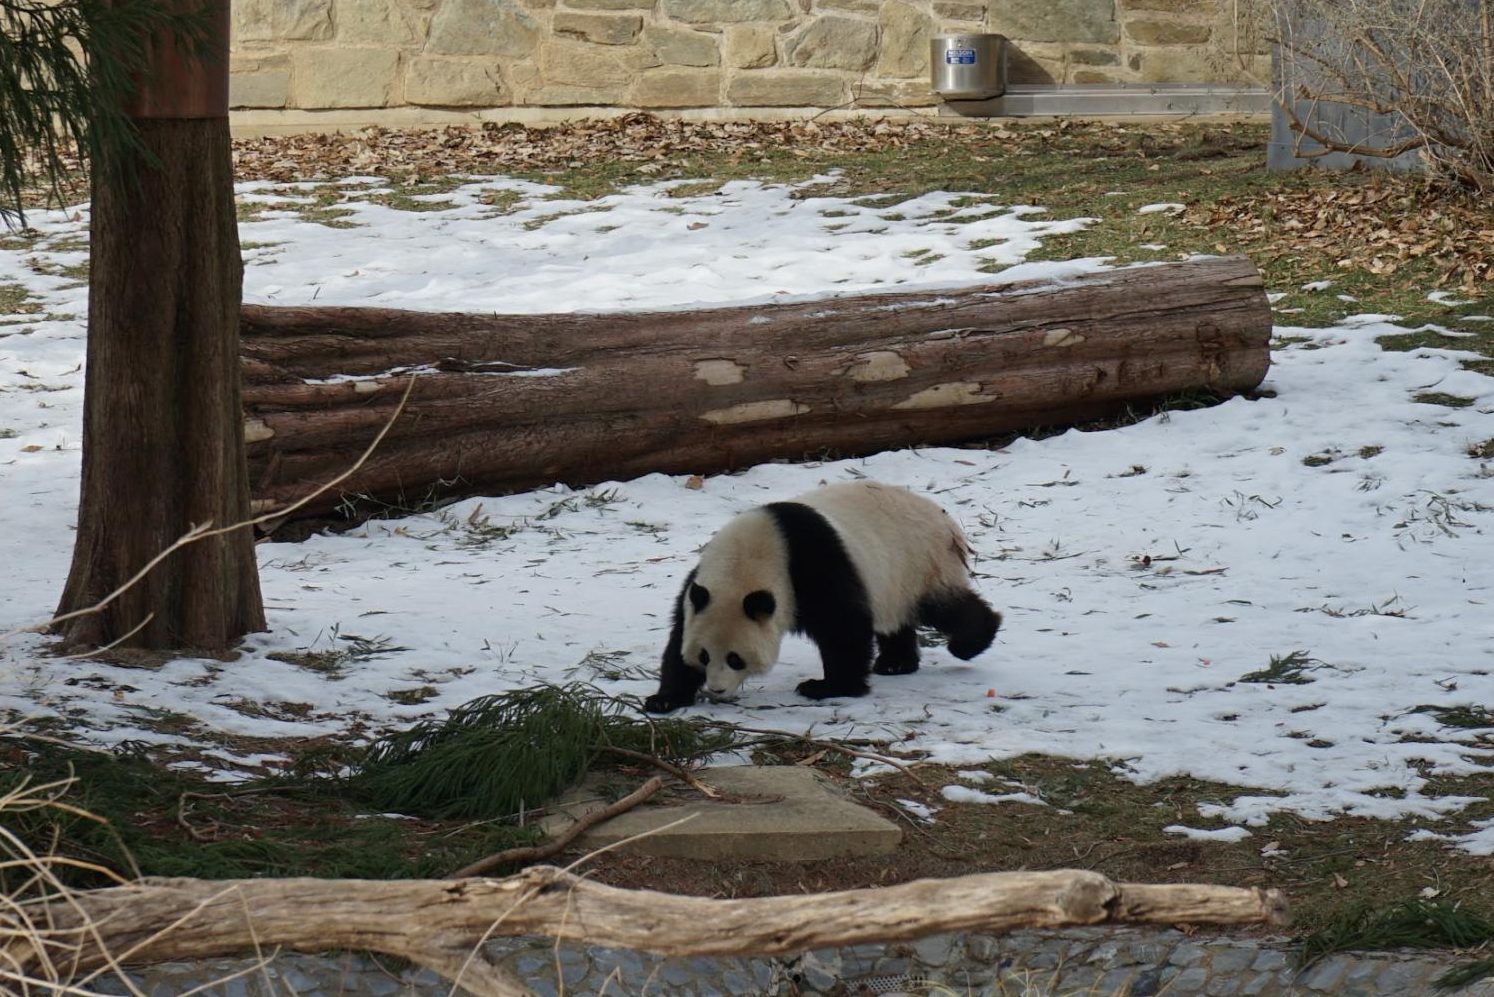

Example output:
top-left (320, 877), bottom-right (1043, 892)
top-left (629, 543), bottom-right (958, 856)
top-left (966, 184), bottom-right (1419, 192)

top-left (11, 865), bottom-right (1289, 997)
top-left (240, 256), bottom-right (1272, 519)
top-left (54, 117), bottom-right (265, 651)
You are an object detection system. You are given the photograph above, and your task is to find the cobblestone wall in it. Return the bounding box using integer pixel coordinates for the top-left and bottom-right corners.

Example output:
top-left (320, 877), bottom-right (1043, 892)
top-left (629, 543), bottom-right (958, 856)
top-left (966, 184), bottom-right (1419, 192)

top-left (229, 0), bottom-right (1270, 114)
top-left (100, 926), bottom-right (1493, 996)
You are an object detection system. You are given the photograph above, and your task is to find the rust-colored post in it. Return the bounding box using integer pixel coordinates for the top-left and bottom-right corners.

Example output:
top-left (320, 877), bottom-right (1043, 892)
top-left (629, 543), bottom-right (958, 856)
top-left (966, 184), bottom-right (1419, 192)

top-left (122, 0), bottom-right (230, 120)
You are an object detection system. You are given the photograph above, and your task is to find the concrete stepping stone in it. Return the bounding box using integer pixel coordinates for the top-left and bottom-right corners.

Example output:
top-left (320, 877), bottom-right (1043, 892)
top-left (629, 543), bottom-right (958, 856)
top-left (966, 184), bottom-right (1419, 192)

top-left (541, 764), bottom-right (902, 861)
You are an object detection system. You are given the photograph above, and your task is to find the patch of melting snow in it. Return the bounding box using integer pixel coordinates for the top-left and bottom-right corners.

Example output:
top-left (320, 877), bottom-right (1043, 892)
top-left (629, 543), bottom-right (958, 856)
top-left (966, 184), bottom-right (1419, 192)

top-left (1427, 290), bottom-right (1475, 306)
top-left (1164, 824), bottom-right (1253, 843)
top-left (942, 785), bottom-right (1048, 807)
top-left (897, 798), bottom-right (938, 822)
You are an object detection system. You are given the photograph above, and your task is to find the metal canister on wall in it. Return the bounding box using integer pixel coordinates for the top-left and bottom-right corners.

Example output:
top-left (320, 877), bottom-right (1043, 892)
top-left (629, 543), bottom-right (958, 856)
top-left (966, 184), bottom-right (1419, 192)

top-left (930, 33), bottom-right (1007, 100)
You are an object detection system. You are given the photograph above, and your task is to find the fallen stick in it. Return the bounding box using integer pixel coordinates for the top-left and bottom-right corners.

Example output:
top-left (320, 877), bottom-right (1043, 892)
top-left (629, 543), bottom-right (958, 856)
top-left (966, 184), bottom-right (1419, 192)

top-left (448, 777), bottom-right (663, 879)
top-left (11, 865), bottom-right (1289, 997)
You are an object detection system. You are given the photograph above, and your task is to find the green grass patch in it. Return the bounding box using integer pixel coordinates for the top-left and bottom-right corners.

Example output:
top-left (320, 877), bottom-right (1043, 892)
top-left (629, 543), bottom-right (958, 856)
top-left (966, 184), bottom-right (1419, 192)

top-left (1239, 650), bottom-right (1321, 685)
top-left (386, 685), bottom-right (438, 706)
top-left (1438, 956), bottom-right (1494, 992)
top-left (478, 188), bottom-right (525, 214)
top-left (1, 684), bottom-right (741, 887)
top-left (367, 192), bottom-right (459, 212)
top-left (0, 742), bottom-right (541, 888)
top-left (1413, 704), bottom-right (1494, 729)
top-left (666, 180), bottom-right (724, 198)
top-left (24, 256), bottom-right (87, 283)
top-left (298, 207), bottom-right (361, 228)
top-left (267, 628), bottom-right (411, 679)
top-left (0, 282), bottom-right (42, 315)
top-left (1414, 392), bottom-right (1477, 408)
top-left (1298, 899), bottom-right (1494, 972)
top-left (0, 232), bottom-right (41, 251)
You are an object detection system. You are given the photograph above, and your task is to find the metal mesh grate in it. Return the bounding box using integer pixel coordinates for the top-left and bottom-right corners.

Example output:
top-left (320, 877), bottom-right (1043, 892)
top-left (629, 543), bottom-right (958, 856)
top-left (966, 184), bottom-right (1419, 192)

top-left (846, 974), bottom-right (933, 996)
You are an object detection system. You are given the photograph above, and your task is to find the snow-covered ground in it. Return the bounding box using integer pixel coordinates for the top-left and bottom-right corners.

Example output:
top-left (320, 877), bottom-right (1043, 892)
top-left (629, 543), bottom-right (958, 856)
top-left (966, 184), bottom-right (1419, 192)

top-left (3, 176), bottom-right (1493, 852)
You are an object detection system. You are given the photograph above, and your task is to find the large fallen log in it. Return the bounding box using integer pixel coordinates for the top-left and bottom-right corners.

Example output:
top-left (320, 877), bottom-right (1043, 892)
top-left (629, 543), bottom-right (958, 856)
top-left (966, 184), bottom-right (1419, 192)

top-left (14, 865), bottom-right (1288, 997)
top-left (241, 256), bottom-right (1272, 518)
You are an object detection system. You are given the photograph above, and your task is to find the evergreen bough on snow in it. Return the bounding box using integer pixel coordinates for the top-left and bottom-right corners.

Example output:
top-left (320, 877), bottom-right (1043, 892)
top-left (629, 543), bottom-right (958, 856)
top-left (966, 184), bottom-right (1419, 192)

top-left (354, 683), bottom-right (737, 818)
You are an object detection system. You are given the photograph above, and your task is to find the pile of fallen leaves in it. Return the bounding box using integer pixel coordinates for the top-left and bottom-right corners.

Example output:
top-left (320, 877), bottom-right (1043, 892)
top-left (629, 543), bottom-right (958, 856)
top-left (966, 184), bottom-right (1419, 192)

top-left (1187, 179), bottom-right (1494, 291)
top-left (231, 112), bottom-right (977, 184)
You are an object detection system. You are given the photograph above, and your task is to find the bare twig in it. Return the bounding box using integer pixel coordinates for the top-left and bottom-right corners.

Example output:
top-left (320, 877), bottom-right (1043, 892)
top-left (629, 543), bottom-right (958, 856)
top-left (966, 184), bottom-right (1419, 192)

top-left (1261, 0), bottom-right (1494, 189)
top-left (716, 723), bottom-right (929, 787)
top-left (597, 745), bottom-right (719, 798)
top-left (448, 777), bottom-right (663, 880)
top-left (2, 376), bottom-right (418, 645)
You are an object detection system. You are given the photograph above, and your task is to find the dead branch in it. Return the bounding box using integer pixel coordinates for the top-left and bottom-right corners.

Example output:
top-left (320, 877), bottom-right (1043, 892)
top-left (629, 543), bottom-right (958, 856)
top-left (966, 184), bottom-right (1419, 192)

top-left (1263, 0), bottom-right (1494, 189)
top-left (9, 865), bottom-right (1289, 997)
top-left (596, 746), bottom-right (720, 798)
top-left (448, 777), bottom-right (663, 879)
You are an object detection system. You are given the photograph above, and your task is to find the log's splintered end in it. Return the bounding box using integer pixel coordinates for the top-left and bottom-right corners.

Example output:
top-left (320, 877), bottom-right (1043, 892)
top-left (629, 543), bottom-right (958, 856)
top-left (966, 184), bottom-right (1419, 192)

top-left (1261, 887), bottom-right (1293, 927)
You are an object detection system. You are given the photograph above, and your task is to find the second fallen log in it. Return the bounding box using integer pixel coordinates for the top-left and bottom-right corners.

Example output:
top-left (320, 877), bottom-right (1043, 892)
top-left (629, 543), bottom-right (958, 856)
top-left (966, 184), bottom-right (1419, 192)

top-left (241, 255), bottom-right (1273, 518)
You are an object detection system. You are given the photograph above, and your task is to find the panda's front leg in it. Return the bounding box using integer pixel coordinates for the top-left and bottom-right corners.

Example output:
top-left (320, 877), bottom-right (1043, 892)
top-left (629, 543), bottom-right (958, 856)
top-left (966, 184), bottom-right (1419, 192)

top-left (645, 642), bottom-right (704, 713)
top-left (643, 575), bottom-right (706, 714)
top-left (796, 622), bottom-right (873, 700)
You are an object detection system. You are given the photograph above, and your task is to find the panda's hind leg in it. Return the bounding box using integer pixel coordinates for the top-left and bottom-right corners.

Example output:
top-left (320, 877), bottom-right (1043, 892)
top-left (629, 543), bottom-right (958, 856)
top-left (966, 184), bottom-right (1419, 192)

top-left (920, 589), bottom-right (1002, 660)
top-left (872, 626), bottom-right (920, 675)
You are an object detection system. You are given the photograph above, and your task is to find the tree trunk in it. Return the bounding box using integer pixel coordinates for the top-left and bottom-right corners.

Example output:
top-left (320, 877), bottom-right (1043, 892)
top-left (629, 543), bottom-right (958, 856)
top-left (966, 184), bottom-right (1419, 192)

top-left (54, 117), bottom-right (265, 651)
top-left (11, 865), bottom-right (1289, 997)
top-left (240, 255), bottom-right (1272, 519)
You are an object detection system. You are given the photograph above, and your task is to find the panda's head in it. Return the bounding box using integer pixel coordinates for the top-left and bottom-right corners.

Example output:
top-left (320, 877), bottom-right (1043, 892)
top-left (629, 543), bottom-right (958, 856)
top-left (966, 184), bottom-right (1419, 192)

top-left (680, 580), bottom-right (783, 698)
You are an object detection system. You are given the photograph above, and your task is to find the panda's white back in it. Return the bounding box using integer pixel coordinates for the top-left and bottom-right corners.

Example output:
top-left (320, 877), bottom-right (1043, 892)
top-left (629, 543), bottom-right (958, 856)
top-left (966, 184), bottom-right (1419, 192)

top-left (795, 481), bottom-right (972, 633)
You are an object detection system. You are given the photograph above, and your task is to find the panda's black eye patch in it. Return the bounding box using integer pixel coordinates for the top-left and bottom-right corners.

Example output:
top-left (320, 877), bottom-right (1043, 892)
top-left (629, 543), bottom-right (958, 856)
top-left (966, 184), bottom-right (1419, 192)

top-left (698, 649), bottom-right (710, 666)
top-left (743, 590), bottom-right (775, 621)
top-left (688, 583), bottom-right (710, 612)
top-left (727, 652), bottom-right (745, 671)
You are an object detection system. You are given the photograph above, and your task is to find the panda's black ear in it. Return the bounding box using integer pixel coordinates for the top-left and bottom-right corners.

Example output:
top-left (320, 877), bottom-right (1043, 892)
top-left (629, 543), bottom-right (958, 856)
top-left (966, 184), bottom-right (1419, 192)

top-left (688, 583), bottom-right (710, 612)
top-left (743, 590), bottom-right (776, 621)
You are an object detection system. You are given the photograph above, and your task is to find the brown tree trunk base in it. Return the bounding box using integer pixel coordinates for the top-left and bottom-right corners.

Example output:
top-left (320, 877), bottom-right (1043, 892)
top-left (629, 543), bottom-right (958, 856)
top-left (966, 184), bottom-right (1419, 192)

top-left (241, 256), bottom-right (1272, 522)
top-left (54, 118), bottom-right (265, 652)
top-left (12, 865), bottom-right (1289, 997)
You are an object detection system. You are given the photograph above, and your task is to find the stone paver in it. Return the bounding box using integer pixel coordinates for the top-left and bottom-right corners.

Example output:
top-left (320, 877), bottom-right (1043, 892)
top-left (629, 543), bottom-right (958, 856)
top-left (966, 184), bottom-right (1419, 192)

top-left (540, 765), bottom-right (902, 861)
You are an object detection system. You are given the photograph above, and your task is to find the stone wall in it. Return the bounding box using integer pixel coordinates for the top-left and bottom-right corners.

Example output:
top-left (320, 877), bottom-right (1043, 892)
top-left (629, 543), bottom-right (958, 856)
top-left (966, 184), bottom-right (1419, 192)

top-left (230, 0), bottom-right (1268, 114)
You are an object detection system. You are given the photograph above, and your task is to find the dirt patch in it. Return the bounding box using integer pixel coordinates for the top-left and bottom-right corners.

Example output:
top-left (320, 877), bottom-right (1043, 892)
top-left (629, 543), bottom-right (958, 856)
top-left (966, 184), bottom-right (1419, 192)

top-left (559, 753), bottom-right (1494, 944)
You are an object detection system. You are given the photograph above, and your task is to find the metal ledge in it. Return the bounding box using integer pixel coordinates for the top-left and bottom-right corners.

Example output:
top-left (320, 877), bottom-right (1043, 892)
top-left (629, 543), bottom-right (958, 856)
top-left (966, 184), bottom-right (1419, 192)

top-left (938, 84), bottom-right (1271, 118)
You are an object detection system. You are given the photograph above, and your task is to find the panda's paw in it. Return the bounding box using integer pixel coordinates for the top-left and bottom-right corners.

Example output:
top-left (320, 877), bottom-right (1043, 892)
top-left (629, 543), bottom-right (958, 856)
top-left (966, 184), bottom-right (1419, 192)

top-left (642, 693), bottom-right (689, 714)
top-left (796, 678), bottom-right (869, 701)
top-left (872, 657), bottom-right (919, 676)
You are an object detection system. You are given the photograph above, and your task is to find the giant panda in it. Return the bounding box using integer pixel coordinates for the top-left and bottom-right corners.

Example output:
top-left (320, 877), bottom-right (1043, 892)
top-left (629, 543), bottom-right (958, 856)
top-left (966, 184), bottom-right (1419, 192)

top-left (642, 480), bottom-right (1002, 713)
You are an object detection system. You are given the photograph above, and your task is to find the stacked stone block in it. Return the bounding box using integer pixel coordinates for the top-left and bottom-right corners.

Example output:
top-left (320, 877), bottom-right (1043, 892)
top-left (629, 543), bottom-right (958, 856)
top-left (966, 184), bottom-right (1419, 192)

top-left (229, 0), bottom-right (1270, 112)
